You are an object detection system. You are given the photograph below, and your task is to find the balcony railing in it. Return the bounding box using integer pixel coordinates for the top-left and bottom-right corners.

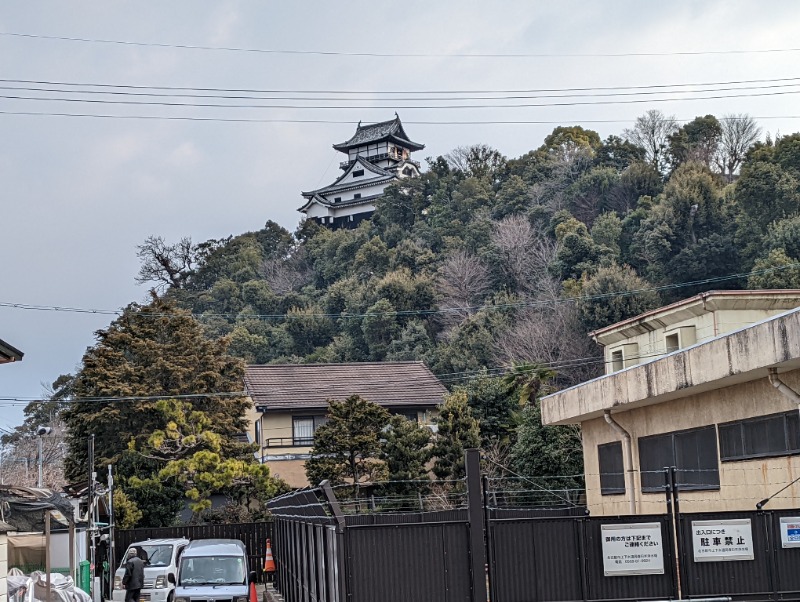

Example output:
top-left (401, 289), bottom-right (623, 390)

top-left (264, 437), bottom-right (314, 448)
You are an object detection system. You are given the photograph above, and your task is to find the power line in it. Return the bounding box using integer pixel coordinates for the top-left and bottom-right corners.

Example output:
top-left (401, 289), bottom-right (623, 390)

top-left (4, 79), bottom-right (800, 102)
top-left (2, 31), bottom-right (800, 59)
top-left (0, 263), bottom-right (795, 322)
top-left (3, 75), bottom-right (800, 95)
top-left (3, 88), bottom-right (800, 110)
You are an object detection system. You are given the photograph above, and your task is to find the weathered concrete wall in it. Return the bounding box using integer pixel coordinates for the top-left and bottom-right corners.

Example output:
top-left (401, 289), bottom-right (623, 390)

top-left (543, 307), bottom-right (800, 426)
top-left (583, 370), bottom-right (800, 515)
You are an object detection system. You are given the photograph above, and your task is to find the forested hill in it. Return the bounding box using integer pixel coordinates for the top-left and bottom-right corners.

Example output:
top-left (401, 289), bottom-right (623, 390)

top-left (138, 112), bottom-right (800, 390)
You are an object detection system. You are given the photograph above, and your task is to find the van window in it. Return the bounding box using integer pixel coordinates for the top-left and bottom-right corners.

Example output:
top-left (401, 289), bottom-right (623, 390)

top-left (180, 556), bottom-right (245, 585)
top-left (122, 544), bottom-right (173, 568)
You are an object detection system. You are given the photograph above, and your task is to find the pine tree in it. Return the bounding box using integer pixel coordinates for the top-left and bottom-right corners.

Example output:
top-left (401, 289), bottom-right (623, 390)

top-left (305, 395), bottom-right (391, 489)
top-left (431, 391), bottom-right (481, 480)
top-left (379, 414), bottom-right (432, 497)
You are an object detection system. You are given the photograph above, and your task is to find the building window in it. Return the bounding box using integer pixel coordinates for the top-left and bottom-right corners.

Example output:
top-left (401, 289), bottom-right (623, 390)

top-left (638, 426), bottom-right (719, 492)
top-left (254, 421), bottom-right (261, 446)
top-left (598, 441), bottom-right (625, 495)
top-left (353, 193), bottom-right (361, 199)
top-left (352, 169), bottom-right (364, 178)
top-left (611, 350), bottom-right (624, 372)
top-left (334, 197), bottom-right (341, 202)
top-left (292, 415), bottom-right (328, 446)
top-left (665, 333), bottom-right (679, 353)
top-left (719, 411), bottom-right (800, 461)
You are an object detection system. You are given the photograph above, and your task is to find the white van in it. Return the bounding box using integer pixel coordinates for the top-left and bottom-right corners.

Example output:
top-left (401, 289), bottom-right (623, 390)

top-left (112, 538), bottom-right (190, 602)
top-left (171, 539), bottom-right (254, 602)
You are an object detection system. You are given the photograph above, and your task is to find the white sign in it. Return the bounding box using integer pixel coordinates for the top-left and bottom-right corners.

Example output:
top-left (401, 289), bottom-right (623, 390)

top-left (780, 517), bottom-right (800, 548)
top-left (692, 519), bottom-right (754, 562)
top-left (601, 522), bottom-right (665, 576)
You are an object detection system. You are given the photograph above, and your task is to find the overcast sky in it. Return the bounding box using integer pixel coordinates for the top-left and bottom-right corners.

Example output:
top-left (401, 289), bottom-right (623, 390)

top-left (2, 0), bottom-right (800, 431)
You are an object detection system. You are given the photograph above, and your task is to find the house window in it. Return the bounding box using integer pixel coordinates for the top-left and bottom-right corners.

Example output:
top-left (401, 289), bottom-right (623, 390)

top-left (665, 333), bottom-right (679, 353)
top-left (352, 169), bottom-right (364, 178)
top-left (353, 193), bottom-right (361, 199)
top-left (598, 441), bottom-right (625, 495)
top-left (254, 421), bottom-right (261, 446)
top-left (638, 426), bottom-right (719, 492)
top-left (611, 350), bottom-right (624, 372)
top-left (719, 411), bottom-right (800, 461)
top-left (292, 415), bottom-right (328, 446)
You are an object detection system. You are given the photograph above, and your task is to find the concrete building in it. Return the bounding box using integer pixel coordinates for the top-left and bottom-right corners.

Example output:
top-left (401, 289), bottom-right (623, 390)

top-left (299, 115), bottom-right (424, 229)
top-left (244, 361), bottom-right (445, 487)
top-left (541, 290), bottom-right (800, 515)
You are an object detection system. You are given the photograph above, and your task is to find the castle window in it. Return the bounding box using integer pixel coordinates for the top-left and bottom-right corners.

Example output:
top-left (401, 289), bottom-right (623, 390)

top-left (354, 193), bottom-right (361, 199)
top-left (334, 197), bottom-right (341, 203)
top-left (352, 169), bottom-right (364, 178)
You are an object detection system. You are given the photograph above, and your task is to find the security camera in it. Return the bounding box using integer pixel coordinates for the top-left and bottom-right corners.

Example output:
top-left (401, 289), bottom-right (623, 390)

top-left (36, 426), bottom-right (52, 436)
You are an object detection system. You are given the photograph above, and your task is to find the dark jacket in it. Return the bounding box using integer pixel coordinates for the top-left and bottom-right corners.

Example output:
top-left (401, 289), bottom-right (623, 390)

top-left (123, 556), bottom-right (145, 590)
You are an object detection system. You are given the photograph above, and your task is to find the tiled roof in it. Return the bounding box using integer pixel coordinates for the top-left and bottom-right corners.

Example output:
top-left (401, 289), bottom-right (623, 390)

top-left (244, 361), bottom-right (447, 411)
top-left (299, 192), bottom-right (383, 212)
top-left (333, 116), bottom-right (424, 152)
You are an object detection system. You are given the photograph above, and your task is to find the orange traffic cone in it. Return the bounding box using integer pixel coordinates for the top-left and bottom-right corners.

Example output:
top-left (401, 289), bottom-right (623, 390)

top-left (263, 539), bottom-right (276, 573)
top-left (249, 580), bottom-right (257, 602)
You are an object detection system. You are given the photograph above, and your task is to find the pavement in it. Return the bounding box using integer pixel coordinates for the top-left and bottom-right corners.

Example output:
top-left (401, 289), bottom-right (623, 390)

top-left (261, 583), bottom-right (284, 602)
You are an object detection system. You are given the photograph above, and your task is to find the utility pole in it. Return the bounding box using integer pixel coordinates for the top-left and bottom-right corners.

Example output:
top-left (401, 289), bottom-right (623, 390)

top-left (108, 465), bottom-right (115, 600)
top-left (37, 426), bottom-right (52, 488)
top-left (88, 434), bottom-right (96, 602)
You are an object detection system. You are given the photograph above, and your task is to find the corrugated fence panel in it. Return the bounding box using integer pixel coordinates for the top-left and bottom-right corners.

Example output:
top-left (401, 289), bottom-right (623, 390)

top-left (584, 515), bottom-right (676, 602)
top-left (679, 511), bottom-right (773, 599)
top-left (771, 510), bottom-right (800, 597)
top-left (489, 517), bottom-right (584, 602)
top-left (346, 522), bottom-right (472, 602)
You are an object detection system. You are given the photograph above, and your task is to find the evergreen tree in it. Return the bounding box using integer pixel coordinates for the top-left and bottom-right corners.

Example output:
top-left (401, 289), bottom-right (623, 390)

top-left (305, 396), bottom-right (391, 488)
top-left (431, 391), bottom-right (481, 480)
top-left (379, 414), bottom-right (432, 498)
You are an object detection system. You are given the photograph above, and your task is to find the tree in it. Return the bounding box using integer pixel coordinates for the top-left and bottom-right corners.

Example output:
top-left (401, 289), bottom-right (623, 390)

top-left (624, 110), bottom-right (678, 174)
top-left (445, 144), bottom-right (506, 181)
top-left (577, 264), bottom-right (661, 331)
top-left (716, 114), bottom-right (761, 181)
top-left (668, 115), bottom-right (722, 171)
top-left (431, 391), bottom-right (481, 480)
top-left (502, 362), bottom-right (555, 408)
top-left (305, 396), bottom-right (391, 488)
top-left (436, 250), bottom-right (491, 319)
top-left (62, 294), bottom-right (256, 525)
top-left (136, 236), bottom-right (198, 290)
top-left (379, 415), bottom-right (432, 496)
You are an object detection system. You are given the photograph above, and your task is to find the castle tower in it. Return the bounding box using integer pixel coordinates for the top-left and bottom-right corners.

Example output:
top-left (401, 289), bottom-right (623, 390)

top-left (299, 115), bottom-right (424, 229)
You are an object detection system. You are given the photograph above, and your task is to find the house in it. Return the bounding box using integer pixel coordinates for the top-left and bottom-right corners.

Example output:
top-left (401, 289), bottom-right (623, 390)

top-left (299, 115), bottom-right (424, 229)
top-left (244, 361), bottom-right (446, 487)
top-left (540, 290), bottom-right (800, 516)
top-left (0, 338), bottom-right (23, 365)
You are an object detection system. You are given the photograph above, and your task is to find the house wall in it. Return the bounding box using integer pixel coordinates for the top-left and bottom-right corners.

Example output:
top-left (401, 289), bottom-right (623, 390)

top-left (0, 533), bottom-right (7, 602)
top-left (603, 308), bottom-right (789, 374)
top-left (583, 370), bottom-right (800, 515)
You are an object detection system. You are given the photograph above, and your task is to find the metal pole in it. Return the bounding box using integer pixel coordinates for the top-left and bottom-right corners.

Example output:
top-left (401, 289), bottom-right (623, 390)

top-left (45, 510), bottom-right (52, 600)
top-left (38, 435), bottom-right (43, 488)
top-left (465, 448), bottom-right (488, 602)
top-left (89, 434), bottom-right (96, 602)
top-left (108, 464), bottom-right (115, 599)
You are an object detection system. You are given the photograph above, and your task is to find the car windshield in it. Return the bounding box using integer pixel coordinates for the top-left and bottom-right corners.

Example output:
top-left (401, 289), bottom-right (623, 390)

top-left (122, 545), bottom-right (174, 568)
top-left (179, 556), bottom-right (245, 585)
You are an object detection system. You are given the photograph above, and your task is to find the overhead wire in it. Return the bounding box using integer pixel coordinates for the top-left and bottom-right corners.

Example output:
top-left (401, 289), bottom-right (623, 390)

top-left (2, 31), bottom-right (800, 58)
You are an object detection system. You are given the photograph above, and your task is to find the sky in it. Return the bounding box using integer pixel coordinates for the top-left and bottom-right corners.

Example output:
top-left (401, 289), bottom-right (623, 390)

top-left (2, 0), bottom-right (800, 431)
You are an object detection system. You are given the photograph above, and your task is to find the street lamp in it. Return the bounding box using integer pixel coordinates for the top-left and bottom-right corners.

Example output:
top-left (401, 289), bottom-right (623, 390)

top-left (36, 426), bottom-right (52, 488)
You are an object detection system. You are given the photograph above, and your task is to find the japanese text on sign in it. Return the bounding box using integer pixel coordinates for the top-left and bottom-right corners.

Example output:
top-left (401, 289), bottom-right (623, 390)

top-left (601, 523), bottom-right (665, 576)
top-left (691, 519), bottom-right (754, 562)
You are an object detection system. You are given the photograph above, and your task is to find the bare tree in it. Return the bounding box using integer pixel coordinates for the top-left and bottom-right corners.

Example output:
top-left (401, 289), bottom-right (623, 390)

top-left (1, 419), bottom-right (68, 489)
top-left (436, 250), bottom-right (491, 321)
top-left (494, 298), bottom-right (602, 388)
top-left (623, 110), bottom-right (678, 174)
top-left (261, 250), bottom-right (311, 295)
top-left (715, 114), bottom-right (762, 182)
top-left (491, 216), bottom-right (558, 296)
top-left (135, 235), bottom-right (197, 290)
top-left (445, 144), bottom-right (507, 180)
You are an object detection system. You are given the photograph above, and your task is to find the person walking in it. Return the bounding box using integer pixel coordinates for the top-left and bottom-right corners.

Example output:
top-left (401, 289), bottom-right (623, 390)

top-left (122, 547), bottom-right (146, 602)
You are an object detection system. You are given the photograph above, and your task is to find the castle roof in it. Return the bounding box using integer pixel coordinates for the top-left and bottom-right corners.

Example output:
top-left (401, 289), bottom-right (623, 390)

top-left (333, 115), bottom-right (424, 153)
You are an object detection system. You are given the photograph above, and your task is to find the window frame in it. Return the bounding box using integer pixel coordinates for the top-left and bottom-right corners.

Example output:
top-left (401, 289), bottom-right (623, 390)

top-left (598, 441), bottom-right (626, 496)
top-left (638, 425), bottom-right (720, 493)
top-left (718, 410), bottom-right (800, 462)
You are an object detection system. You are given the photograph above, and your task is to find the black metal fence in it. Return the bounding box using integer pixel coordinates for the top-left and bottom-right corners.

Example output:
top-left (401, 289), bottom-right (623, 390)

top-left (265, 451), bottom-right (800, 602)
top-left (115, 521), bottom-right (274, 580)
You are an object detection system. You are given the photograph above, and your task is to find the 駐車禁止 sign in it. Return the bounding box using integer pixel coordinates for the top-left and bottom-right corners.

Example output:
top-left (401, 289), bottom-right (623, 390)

top-left (691, 519), bottom-right (753, 562)
top-left (601, 523), bottom-right (664, 576)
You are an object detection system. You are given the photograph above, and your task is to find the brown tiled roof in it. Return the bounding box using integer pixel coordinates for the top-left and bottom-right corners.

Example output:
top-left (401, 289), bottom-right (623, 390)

top-left (244, 361), bottom-right (446, 411)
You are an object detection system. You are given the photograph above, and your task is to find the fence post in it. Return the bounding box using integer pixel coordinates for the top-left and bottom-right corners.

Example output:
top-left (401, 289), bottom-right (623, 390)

top-left (466, 448), bottom-right (488, 602)
top-left (321, 481), bottom-right (348, 602)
